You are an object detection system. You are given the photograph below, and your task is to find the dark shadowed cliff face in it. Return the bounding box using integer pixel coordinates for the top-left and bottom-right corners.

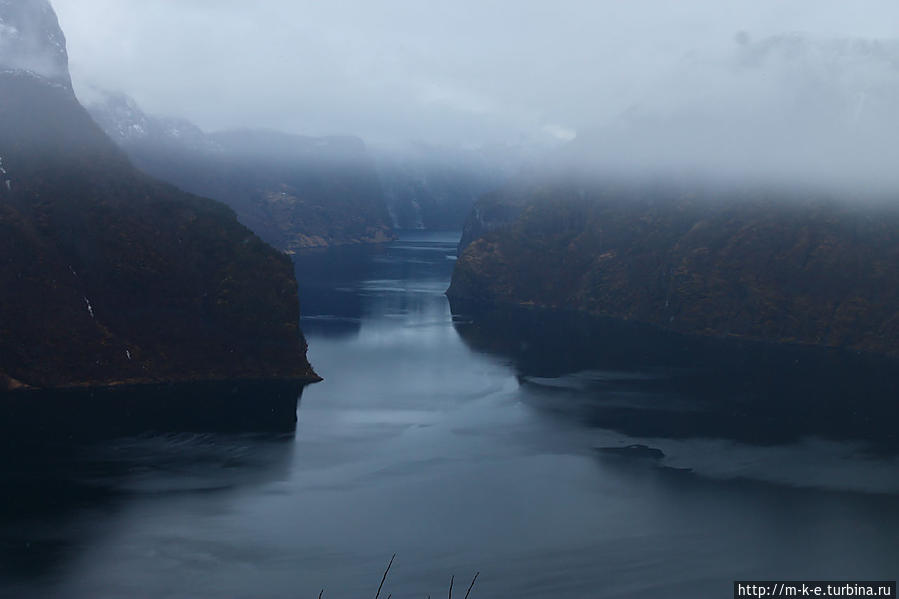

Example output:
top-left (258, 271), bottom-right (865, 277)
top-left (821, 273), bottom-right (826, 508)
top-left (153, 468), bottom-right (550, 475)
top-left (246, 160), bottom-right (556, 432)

top-left (448, 183), bottom-right (899, 358)
top-left (88, 94), bottom-right (395, 252)
top-left (0, 2), bottom-right (315, 390)
top-left (456, 187), bottom-right (528, 253)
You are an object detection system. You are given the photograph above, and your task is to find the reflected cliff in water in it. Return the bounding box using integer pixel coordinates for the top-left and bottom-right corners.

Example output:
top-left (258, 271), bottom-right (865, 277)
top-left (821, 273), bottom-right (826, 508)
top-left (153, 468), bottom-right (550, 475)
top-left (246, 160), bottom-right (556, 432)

top-left (1, 379), bottom-right (306, 443)
top-left (0, 431), bottom-right (297, 589)
top-left (450, 300), bottom-right (899, 455)
top-left (0, 381), bottom-right (302, 589)
top-left (293, 244), bottom-right (385, 339)
top-left (2, 232), bottom-right (897, 599)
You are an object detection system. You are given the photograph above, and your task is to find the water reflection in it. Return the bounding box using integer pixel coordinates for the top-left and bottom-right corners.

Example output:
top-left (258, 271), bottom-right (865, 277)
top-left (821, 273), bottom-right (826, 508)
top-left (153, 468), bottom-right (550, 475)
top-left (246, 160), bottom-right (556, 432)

top-left (0, 381), bottom-right (303, 592)
top-left (1, 432), bottom-right (298, 590)
top-left (2, 232), bottom-right (897, 599)
top-left (449, 301), bottom-right (899, 454)
top-left (293, 244), bottom-right (384, 339)
top-left (294, 231), bottom-right (459, 341)
top-left (2, 379), bottom-right (305, 442)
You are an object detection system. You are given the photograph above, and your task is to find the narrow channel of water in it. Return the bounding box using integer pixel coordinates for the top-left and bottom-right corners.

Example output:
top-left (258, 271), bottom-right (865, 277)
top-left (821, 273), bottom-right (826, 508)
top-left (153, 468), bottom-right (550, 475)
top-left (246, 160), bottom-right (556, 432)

top-left (2, 231), bottom-right (896, 598)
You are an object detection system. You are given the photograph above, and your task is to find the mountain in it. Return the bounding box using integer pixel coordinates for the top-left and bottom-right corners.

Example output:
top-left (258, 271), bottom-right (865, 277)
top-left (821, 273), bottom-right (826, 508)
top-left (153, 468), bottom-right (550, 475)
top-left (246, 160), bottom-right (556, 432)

top-left (0, 0), bottom-right (317, 390)
top-left (448, 180), bottom-right (899, 359)
top-left (87, 93), bottom-right (395, 251)
top-left (373, 143), bottom-right (522, 231)
top-left (0, 0), bottom-right (69, 86)
top-left (449, 32), bottom-right (899, 359)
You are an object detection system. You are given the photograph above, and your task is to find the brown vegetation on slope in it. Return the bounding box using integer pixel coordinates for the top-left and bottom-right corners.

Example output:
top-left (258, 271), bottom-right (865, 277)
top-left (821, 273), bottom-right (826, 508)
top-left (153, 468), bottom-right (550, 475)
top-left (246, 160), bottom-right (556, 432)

top-left (449, 185), bottom-right (899, 357)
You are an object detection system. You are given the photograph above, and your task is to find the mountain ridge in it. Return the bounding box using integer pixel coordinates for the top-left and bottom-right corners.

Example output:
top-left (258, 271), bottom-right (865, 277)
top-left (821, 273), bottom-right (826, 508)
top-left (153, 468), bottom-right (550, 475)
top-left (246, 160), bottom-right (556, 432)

top-left (87, 92), bottom-right (396, 251)
top-left (0, 1), bottom-right (317, 390)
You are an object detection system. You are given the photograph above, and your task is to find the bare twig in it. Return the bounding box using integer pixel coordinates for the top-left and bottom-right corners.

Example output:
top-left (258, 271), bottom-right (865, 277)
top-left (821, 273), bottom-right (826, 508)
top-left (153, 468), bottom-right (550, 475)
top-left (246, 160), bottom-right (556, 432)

top-left (464, 572), bottom-right (480, 599)
top-left (448, 575), bottom-right (454, 599)
top-left (375, 553), bottom-right (396, 599)
top-left (318, 590), bottom-right (323, 599)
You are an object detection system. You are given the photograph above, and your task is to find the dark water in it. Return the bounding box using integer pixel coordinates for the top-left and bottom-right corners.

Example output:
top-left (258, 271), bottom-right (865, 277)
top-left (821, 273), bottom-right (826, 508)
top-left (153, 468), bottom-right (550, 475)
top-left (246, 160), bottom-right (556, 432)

top-left (2, 231), bottom-right (897, 598)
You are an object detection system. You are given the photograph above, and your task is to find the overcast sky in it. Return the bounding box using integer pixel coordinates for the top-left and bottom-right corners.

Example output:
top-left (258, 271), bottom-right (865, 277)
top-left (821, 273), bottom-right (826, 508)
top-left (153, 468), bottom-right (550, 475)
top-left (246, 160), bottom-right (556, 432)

top-left (52, 1), bottom-right (899, 154)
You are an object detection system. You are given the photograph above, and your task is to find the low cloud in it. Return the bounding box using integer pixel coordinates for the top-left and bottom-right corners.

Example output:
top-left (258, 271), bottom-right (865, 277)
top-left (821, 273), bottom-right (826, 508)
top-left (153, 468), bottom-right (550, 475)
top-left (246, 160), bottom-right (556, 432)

top-left (0, 0), bottom-right (70, 84)
top-left (564, 34), bottom-right (899, 191)
top-left (48, 0), bottom-right (899, 188)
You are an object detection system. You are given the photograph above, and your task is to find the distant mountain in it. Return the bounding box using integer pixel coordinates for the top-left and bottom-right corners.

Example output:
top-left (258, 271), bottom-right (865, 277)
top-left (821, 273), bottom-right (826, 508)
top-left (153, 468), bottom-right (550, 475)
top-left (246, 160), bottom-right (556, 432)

top-left (88, 94), bottom-right (395, 251)
top-left (373, 143), bottom-right (524, 231)
top-left (449, 181), bottom-right (899, 359)
top-left (0, 0), bottom-right (316, 390)
top-left (87, 92), bottom-right (213, 150)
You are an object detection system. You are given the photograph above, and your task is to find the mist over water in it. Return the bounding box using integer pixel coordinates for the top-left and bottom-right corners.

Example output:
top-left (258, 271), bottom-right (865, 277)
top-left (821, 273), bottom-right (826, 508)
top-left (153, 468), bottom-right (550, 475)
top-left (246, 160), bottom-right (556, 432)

top-left (2, 233), bottom-right (896, 599)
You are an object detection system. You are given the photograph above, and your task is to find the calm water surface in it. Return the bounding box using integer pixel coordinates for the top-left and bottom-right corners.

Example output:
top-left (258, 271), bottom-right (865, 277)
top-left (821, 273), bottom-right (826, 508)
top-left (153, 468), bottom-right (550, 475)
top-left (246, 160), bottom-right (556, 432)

top-left (1, 231), bottom-right (897, 598)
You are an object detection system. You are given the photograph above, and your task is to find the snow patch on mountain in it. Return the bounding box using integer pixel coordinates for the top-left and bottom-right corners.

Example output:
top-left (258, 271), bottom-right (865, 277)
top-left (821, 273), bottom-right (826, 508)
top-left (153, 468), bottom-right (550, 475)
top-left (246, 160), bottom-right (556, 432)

top-left (0, 0), bottom-right (71, 87)
top-left (87, 91), bottom-right (222, 152)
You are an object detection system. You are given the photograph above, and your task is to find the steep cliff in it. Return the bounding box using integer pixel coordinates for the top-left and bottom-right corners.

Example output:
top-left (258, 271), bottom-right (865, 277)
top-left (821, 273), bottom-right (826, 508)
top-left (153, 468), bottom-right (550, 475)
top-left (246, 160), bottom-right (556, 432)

top-left (374, 143), bottom-right (518, 231)
top-left (456, 187), bottom-right (527, 254)
top-left (88, 94), bottom-right (395, 252)
top-left (0, 0), bottom-right (316, 390)
top-left (449, 183), bottom-right (899, 358)
top-left (0, 0), bottom-right (69, 86)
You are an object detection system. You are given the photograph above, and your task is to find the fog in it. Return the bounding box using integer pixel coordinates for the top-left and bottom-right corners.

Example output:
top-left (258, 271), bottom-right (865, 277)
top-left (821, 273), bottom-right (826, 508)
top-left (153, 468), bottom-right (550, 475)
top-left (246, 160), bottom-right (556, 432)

top-left (561, 34), bottom-right (899, 191)
top-left (0, 0), bottom-right (70, 85)
top-left (46, 0), bottom-right (899, 187)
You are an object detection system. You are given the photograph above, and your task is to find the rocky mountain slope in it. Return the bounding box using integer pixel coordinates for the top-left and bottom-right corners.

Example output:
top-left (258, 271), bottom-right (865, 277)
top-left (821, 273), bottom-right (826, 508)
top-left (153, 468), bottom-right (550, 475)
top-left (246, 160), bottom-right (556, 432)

top-left (449, 182), bottom-right (899, 358)
top-left (88, 93), bottom-right (394, 251)
top-left (0, 0), bottom-right (316, 390)
top-left (0, 0), bottom-right (69, 86)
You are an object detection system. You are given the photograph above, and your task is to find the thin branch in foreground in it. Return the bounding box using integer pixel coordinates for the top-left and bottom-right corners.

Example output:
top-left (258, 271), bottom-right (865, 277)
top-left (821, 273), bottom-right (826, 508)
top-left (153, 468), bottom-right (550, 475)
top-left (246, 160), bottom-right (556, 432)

top-left (318, 590), bottom-right (323, 599)
top-left (465, 572), bottom-right (481, 599)
top-left (375, 553), bottom-right (396, 599)
top-left (464, 572), bottom-right (480, 599)
top-left (448, 575), bottom-right (454, 599)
